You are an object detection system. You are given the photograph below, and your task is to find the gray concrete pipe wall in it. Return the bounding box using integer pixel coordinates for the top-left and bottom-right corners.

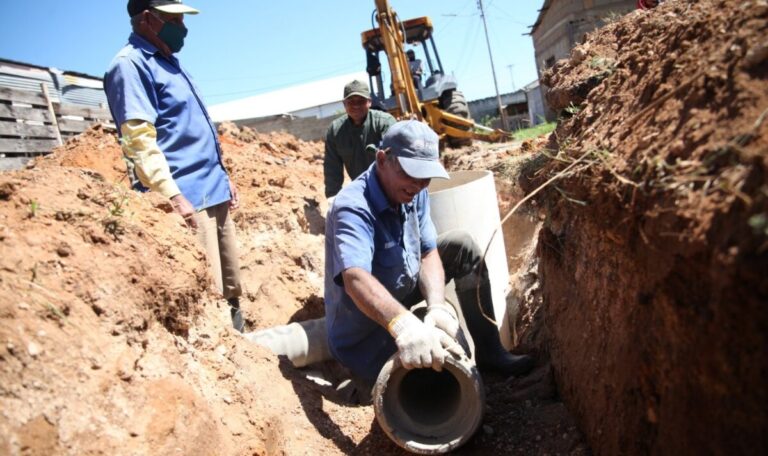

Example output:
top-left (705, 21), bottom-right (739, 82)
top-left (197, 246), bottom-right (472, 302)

top-left (373, 354), bottom-right (485, 454)
top-left (247, 317), bottom-right (486, 453)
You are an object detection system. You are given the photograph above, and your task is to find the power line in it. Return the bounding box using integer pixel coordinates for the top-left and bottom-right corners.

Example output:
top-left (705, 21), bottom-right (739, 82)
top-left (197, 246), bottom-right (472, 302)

top-left (487, 3), bottom-right (532, 27)
top-left (476, 0), bottom-right (508, 130)
top-left (436, 0), bottom-right (479, 36)
top-left (453, 17), bottom-right (483, 75)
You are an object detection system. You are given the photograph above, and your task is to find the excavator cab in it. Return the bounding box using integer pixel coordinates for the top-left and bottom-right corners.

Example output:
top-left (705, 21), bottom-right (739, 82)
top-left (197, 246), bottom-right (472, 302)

top-left (362, 17), bottom-right (460, 112)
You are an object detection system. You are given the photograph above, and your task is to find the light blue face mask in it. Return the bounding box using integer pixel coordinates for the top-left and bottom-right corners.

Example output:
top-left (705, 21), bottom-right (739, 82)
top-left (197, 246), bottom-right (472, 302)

top-left (157, 21), bottom-right (188, 53)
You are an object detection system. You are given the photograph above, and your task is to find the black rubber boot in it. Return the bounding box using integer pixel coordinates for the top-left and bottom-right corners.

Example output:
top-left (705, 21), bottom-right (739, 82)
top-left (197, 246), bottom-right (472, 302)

top-left (456, 286), bottom-right (534, 377)
top-left (227, 297), bottom-right (244, 333)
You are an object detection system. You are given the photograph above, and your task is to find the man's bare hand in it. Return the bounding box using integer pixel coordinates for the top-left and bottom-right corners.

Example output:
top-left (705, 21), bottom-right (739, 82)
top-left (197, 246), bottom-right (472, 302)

top-left (170, 194), bottom-right (197, 228)
top-left (229, 180), bottom-right (240, 211)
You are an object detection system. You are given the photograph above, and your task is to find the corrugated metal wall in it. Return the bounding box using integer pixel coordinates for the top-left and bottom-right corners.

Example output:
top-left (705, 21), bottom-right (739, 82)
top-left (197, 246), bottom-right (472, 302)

top-left (58, 73), bottom-right (108, 107)
top-left (0, 59), bottom-right (114, 168)
top-left (0, 75), bottom-right (58, 103)
top-left (0, 59), bottom-right (107, 108)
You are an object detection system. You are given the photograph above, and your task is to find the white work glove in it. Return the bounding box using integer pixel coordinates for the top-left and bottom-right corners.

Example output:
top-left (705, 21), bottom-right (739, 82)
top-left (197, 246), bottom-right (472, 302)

top-left (423, 303), bottom-right (460, 339)
top-left (388, 312), bottom-right (463, 371)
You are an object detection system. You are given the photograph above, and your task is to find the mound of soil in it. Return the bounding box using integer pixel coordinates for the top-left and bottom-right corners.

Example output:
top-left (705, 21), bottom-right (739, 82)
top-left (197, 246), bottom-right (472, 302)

top-left (530, 0), bottom-right (768, 454)
top-left (1, 122), bottom-right (386, 454)
top-left (37, 124), bottom-right (128, 186)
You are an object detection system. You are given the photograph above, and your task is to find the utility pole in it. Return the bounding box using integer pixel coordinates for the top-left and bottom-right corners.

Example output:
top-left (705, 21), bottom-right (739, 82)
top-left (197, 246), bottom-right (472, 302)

top-left (477, 0), bottom-right (509, 131)
top-left (507, 64), bottom-right (516, 91)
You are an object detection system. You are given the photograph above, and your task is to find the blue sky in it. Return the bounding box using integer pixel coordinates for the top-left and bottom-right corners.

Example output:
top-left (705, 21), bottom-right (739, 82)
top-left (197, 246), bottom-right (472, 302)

top-left (0, 1), bottom-right (544, 105)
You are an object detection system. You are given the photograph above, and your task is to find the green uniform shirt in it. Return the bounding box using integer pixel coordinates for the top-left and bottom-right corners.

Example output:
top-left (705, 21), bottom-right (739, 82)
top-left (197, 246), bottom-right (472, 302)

top-left (323, 109), bottom-right (396, 197)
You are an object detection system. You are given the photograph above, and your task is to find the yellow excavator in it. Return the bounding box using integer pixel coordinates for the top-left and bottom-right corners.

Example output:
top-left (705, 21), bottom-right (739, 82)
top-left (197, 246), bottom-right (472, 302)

top-left (362, 0), bottom-right (510, 146)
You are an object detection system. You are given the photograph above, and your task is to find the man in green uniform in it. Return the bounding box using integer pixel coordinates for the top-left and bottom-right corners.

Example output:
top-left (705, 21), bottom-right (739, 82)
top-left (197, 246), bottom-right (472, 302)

top-left (323, 80), bottom-right (396, 198)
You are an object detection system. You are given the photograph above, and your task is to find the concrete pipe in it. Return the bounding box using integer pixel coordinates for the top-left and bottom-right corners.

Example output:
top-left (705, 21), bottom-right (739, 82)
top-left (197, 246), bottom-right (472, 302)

top-left (428, 170), bottom-right (513, 349)
top-left (243, 317), bottom-right (332, 368)
top-left (373, 354), bottom-right (485, 454)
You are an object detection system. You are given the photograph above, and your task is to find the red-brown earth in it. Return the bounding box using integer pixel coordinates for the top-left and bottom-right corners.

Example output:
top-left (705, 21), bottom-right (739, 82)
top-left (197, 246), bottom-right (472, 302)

top-left (2, 0), bottom-right (765, 454)
top-left (532, 0), bottom-right (767, 454)
top-left (1, 120), bottom-right (584, 455)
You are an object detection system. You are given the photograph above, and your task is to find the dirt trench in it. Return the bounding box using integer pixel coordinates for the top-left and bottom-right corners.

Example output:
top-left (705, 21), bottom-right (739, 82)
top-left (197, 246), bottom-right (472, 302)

top-left (2, 1), bottom-right (765, 454)
top-left (0, 119), bottom-right (585, 454)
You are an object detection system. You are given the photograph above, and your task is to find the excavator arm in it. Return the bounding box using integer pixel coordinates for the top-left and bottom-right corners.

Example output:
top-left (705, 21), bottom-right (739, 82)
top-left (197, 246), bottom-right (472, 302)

top-left (372, 0), bottom-right (422, 120)
top-left (423, 103), bottom-right (509, 143)
top-left (367, 0), bottom-right (510, 144)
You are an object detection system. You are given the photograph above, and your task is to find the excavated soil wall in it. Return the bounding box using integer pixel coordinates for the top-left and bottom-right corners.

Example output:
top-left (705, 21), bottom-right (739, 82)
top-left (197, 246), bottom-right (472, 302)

top-left (529, 0), bottom-right (768, 454)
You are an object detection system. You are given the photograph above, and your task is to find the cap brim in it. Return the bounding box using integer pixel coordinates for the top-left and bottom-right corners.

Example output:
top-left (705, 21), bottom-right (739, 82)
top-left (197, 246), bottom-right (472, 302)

top-left (344, 91), bottom-right (371, 100)
top-left (154, 4), bottom-right (200, 14)
top-left (398, 157), bottom-right (449, 180)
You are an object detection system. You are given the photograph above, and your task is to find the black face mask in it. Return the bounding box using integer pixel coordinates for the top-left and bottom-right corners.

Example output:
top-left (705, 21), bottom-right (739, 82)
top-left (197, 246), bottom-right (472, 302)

top-left (157, 20), bottom-right (188, 53)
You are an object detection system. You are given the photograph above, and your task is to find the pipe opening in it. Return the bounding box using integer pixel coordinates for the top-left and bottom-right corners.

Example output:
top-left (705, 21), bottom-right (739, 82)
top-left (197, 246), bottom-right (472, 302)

top-left (375, 356), bottom-right (485, 453)
top-left (397, 368), bottom-right (461, 426)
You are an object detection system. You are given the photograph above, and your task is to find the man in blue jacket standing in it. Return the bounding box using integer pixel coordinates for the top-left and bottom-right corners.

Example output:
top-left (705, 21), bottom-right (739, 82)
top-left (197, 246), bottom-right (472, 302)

top-left (104, 0), bottom-right (245, 331)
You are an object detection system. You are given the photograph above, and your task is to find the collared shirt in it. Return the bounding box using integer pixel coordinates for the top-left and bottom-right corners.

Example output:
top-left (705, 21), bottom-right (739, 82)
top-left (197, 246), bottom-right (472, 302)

top-left (323, 109), bottom-right (396, 197)
top-left (104, 33), bottom-right (231, 211)
top-left (324, 162), bottom-right (438, 380)
top-left (409, 59), bottom-right (424, 78)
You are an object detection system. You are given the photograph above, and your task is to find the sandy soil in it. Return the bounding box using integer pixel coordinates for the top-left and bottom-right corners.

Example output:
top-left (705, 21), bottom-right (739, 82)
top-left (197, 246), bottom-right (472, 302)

top-left (1, 118), bottom-right (584, 455)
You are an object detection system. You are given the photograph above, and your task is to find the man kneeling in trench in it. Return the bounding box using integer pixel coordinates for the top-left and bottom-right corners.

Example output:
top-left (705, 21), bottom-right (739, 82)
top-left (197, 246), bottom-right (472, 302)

top-left (324, 120), bottom-right (534, 404)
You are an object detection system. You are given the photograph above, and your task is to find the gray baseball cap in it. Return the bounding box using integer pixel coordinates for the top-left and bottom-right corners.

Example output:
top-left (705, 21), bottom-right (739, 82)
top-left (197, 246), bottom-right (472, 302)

top-left (381, 120), bottom-right (449, 180)
top-left (343, 80), bottom-right (371, 100)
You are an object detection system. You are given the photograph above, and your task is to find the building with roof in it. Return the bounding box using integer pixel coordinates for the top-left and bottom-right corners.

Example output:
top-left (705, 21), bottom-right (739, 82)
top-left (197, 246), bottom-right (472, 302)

top-left (529, 0), bottom-right (636, 118)
top-left (523, 79), bottom-right (547, 126)
top-left (205, 72), bottom-right (370, 142)
top-left (207, 72), bottom-right (369, 122)
top-left (468, 87), bottom-right (530, 131)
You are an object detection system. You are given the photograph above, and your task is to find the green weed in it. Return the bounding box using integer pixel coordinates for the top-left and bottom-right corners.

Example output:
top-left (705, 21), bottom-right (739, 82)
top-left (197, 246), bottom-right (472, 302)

top-left (479, 114), bottom-right (497, 128)
top-left (108, 191), bottom-right (129, 217)
top-left (28, 200), bottom-right (39, 218)
top-left (588, 56), bottom-right (617, 74)
top-left (513, 122), bottom-right (557, 141)
top-left (102, 187), bottom-right (131, 240)
top-left (565, 103), bottom-right (583, 116)
top-left (748, 213), bottom-right (768, 236)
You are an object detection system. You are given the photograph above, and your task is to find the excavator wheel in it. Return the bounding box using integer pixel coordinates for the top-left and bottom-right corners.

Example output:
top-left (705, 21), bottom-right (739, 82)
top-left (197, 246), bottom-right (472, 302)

top-left (439, 90), bottom-right (473, 147)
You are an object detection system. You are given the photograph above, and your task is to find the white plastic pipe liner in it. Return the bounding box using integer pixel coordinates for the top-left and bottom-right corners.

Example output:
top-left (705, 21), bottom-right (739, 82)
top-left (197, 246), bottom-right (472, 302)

top-left (243, 318), bottom-right (331, 368)
top-left (428, 170), bottom-right (512, 349)
top-left (373, 354), bottom-right (485, 454)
